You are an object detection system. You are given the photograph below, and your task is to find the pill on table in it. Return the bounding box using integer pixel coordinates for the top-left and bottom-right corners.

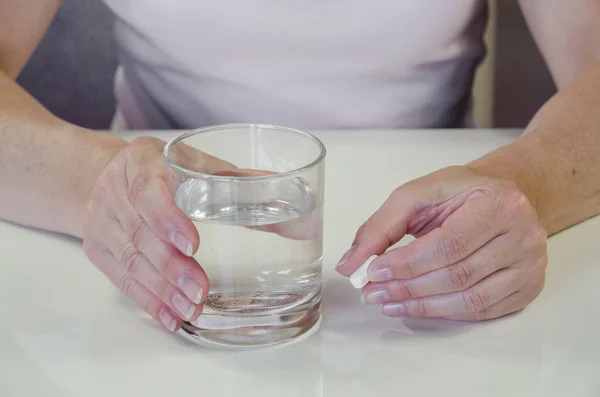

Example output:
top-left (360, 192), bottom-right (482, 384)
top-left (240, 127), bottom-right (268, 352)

top-left (349, 255), bottom-right (378, 289)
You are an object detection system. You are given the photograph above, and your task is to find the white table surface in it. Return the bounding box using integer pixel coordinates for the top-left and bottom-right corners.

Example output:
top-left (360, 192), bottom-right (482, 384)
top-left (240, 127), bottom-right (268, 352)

top-left (2, 129), bottom-right (599, 397)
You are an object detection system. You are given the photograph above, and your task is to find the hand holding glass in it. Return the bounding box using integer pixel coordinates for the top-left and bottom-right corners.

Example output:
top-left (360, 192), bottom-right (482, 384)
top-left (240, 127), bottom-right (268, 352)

top-left (163, 124), bottom-right (326, 348)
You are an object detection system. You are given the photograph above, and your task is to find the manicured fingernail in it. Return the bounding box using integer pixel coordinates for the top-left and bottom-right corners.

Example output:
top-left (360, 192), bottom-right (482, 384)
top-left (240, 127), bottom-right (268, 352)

top-left (178, 276), bottom-right (204, 304)
top-left (172, 292), bottom-right (196, 320)
top-left (361, 289), bottom-right (390, 305)
top-left (159, 309), bottom-right (177, 332)
top-left (170, 231), bottom-right (193, 256)
top-left (336, 245), bottom-right (357, 270)
top-left (382, 302), bottom-right (406, 317)
top-left (368, 266), bottom-right (393, 282)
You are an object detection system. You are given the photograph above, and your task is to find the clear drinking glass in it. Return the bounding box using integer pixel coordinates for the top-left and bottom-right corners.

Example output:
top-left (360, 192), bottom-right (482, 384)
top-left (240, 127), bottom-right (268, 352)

top-left (163, 124), bottom-right (326, 349)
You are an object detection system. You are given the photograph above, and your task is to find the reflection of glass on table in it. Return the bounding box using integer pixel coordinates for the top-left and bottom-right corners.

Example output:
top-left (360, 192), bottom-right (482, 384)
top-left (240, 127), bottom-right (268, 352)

top-left (164, 124), bottom-right (326, 348)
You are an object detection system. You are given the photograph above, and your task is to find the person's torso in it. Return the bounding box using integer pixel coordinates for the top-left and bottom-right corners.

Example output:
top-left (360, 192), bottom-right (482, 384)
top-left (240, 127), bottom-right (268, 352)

top-left (103, 0), bottom-right (488, 130)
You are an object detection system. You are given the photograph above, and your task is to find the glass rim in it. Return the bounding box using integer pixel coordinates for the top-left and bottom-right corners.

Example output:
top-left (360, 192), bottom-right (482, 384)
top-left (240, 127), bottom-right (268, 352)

top-left (163, 123), bottom-right (326, 182)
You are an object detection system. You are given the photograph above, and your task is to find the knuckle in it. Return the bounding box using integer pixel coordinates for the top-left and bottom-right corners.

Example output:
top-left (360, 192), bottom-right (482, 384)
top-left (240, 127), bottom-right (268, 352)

top-left (470, 186), bottom-right (496, 201)
top-left (499, 186), bottom-right (530, 218)
top-left (522, 225), bottom-right (548, 251)
top-left (153, 278), bottom-right (170, 300)
top-left (404, 284), bottom-right (416, 300)
top-left (142, 297), bottom-right (155, 315)
top-left (403, 260), bottom-right (417, 279)
top-left (119, 275), bottom-right (140, 298)
top-left (389, 280), bottom-right (415, 300)
top-left (403, 299), bottom-right (430, 317)
top-left (354, 221), bottom-right (378, 242)
top-left (126, 137), bottom-right (163, 166)
top-left (158, 252), bottom-right (179, 275)
top-left (413, 299), bottom-right (430, 317)
top-left (462, 286), bottom-right (490, 313)
top-left (146, 181), bottom-right (176, 218)
top-left (120, 244), bottom-right (144, 274)
top-left (474, 308), bottom-right (490, 321)
top-left (127, 173), bottom-right (150, 206)
top-left (129, 135), bottom-right (155, 149)
top-left (125, 215), bottom-right (147, 246)
top-left (481, 202), bottom-right (502, 228)
top-left (354, 215), bottom-right (397, 248)
top-left (391, 247), bottom-right (417, 279)
top-left (446, 262), bottom-right (472, 291)
top-left (439, 234), bottom-right (468, 262)
top-left (510, 290), bottom-right (530, 311)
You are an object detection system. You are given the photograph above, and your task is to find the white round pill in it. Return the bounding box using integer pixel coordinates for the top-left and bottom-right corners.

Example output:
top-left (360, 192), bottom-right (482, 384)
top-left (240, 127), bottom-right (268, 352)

top-left (349, 255), bottom-right (378, 289)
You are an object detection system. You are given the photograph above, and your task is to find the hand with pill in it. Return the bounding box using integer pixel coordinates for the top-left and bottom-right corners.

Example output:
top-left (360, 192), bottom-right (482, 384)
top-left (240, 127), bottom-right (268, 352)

top-left (336, 166), bottom-right (549, 322)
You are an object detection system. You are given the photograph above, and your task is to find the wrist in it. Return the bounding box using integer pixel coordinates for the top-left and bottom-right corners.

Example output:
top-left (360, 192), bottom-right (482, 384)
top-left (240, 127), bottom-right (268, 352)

top-left (466, 138), bottom-right (545, 216)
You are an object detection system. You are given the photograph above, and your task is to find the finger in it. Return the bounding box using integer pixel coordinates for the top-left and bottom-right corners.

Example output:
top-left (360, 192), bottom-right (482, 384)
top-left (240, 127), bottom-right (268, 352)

top-left (381, 267), bottom-right (522, 318)
top-left (167, 140), bottom-right (237, 174)
top-left (442, 283), bottom-right (544, 321)
top-left (367, 190), bottom-right (508, 282)
top-left (217, 169), bottom-right (322, 241)
top-left (84, 244), bottom-right (182, 332)
top-left (101, 220), bottom-right (202, 322)
top-left (361, 232), bottom-right (517, 305)
top-left (127, 167), bottom-right (277, 257)
top-left (107, 138), bottom-right (200, 257)
top-left (336, 190), bottom-right (411, 276)
top-left (248, 208), bottom-right (322, 241)
top-left (126, 171), bottom-right (199, 257)
top-left (443, 258), bottom-right (546, 321)
top-left (112, 197), bottom-right (209, 305)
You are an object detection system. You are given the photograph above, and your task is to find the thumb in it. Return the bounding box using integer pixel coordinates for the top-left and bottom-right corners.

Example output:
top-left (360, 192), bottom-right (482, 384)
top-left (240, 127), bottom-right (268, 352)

top-left (336, 191), bottom-right (412, 276)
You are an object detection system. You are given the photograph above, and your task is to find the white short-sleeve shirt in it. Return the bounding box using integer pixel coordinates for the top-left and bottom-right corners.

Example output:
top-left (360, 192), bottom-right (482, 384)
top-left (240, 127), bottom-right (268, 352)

top-left (103, 1), bottom-right (487, 130)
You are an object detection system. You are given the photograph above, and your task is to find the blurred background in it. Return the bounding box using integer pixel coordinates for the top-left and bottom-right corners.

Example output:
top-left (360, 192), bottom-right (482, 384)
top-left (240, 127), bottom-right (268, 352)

top-left (16, 0), bottom-right (557, 130)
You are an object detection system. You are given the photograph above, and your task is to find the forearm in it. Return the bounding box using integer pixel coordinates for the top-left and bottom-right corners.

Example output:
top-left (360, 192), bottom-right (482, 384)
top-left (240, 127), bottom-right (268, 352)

top-left (468, 62), bottom-right (600, 236)
top-left (0, 70), bottom-right (125, 238)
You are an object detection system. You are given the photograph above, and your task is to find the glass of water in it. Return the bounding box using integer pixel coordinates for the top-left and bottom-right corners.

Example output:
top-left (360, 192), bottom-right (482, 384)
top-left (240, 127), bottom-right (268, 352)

top-left (163, 124), bottom-right (326, 348)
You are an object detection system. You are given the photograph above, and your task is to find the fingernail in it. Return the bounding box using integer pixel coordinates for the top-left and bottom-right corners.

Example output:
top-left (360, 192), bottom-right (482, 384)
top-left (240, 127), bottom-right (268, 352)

top-left (382, 302), bottom-right (406, 317)
top-left (336, 245), bottom-right (357, 270)
top-left (172, 292), bottom-right (196, 320)
top-left (159, 308), bottom-right (177, 332)
top-left (368, 266), bottom-right (393, 282)
top-left (170, 231), bottom-right (193, 256)
top-left (178, 276), bottom-right (204, 304)
top-left (361, 289), bottom-right (390, 305)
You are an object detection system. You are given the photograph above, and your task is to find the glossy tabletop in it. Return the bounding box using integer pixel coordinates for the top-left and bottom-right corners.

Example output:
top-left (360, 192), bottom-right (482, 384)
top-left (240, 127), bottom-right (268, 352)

top-left (1, 129), bottom-right (599, 397)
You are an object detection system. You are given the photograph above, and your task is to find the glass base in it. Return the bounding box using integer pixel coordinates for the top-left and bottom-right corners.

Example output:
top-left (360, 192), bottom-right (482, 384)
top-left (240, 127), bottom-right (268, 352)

top-left (178, 300), bottom-right (321, 349)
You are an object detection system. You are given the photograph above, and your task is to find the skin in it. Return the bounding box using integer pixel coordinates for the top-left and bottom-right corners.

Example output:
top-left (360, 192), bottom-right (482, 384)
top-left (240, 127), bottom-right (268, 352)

top-left (1, 1), bottom-right (599, 331)
top-left (337, 3), bottom-right (600, 321)
top-left (83, 137), bottom-right (239, 330)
